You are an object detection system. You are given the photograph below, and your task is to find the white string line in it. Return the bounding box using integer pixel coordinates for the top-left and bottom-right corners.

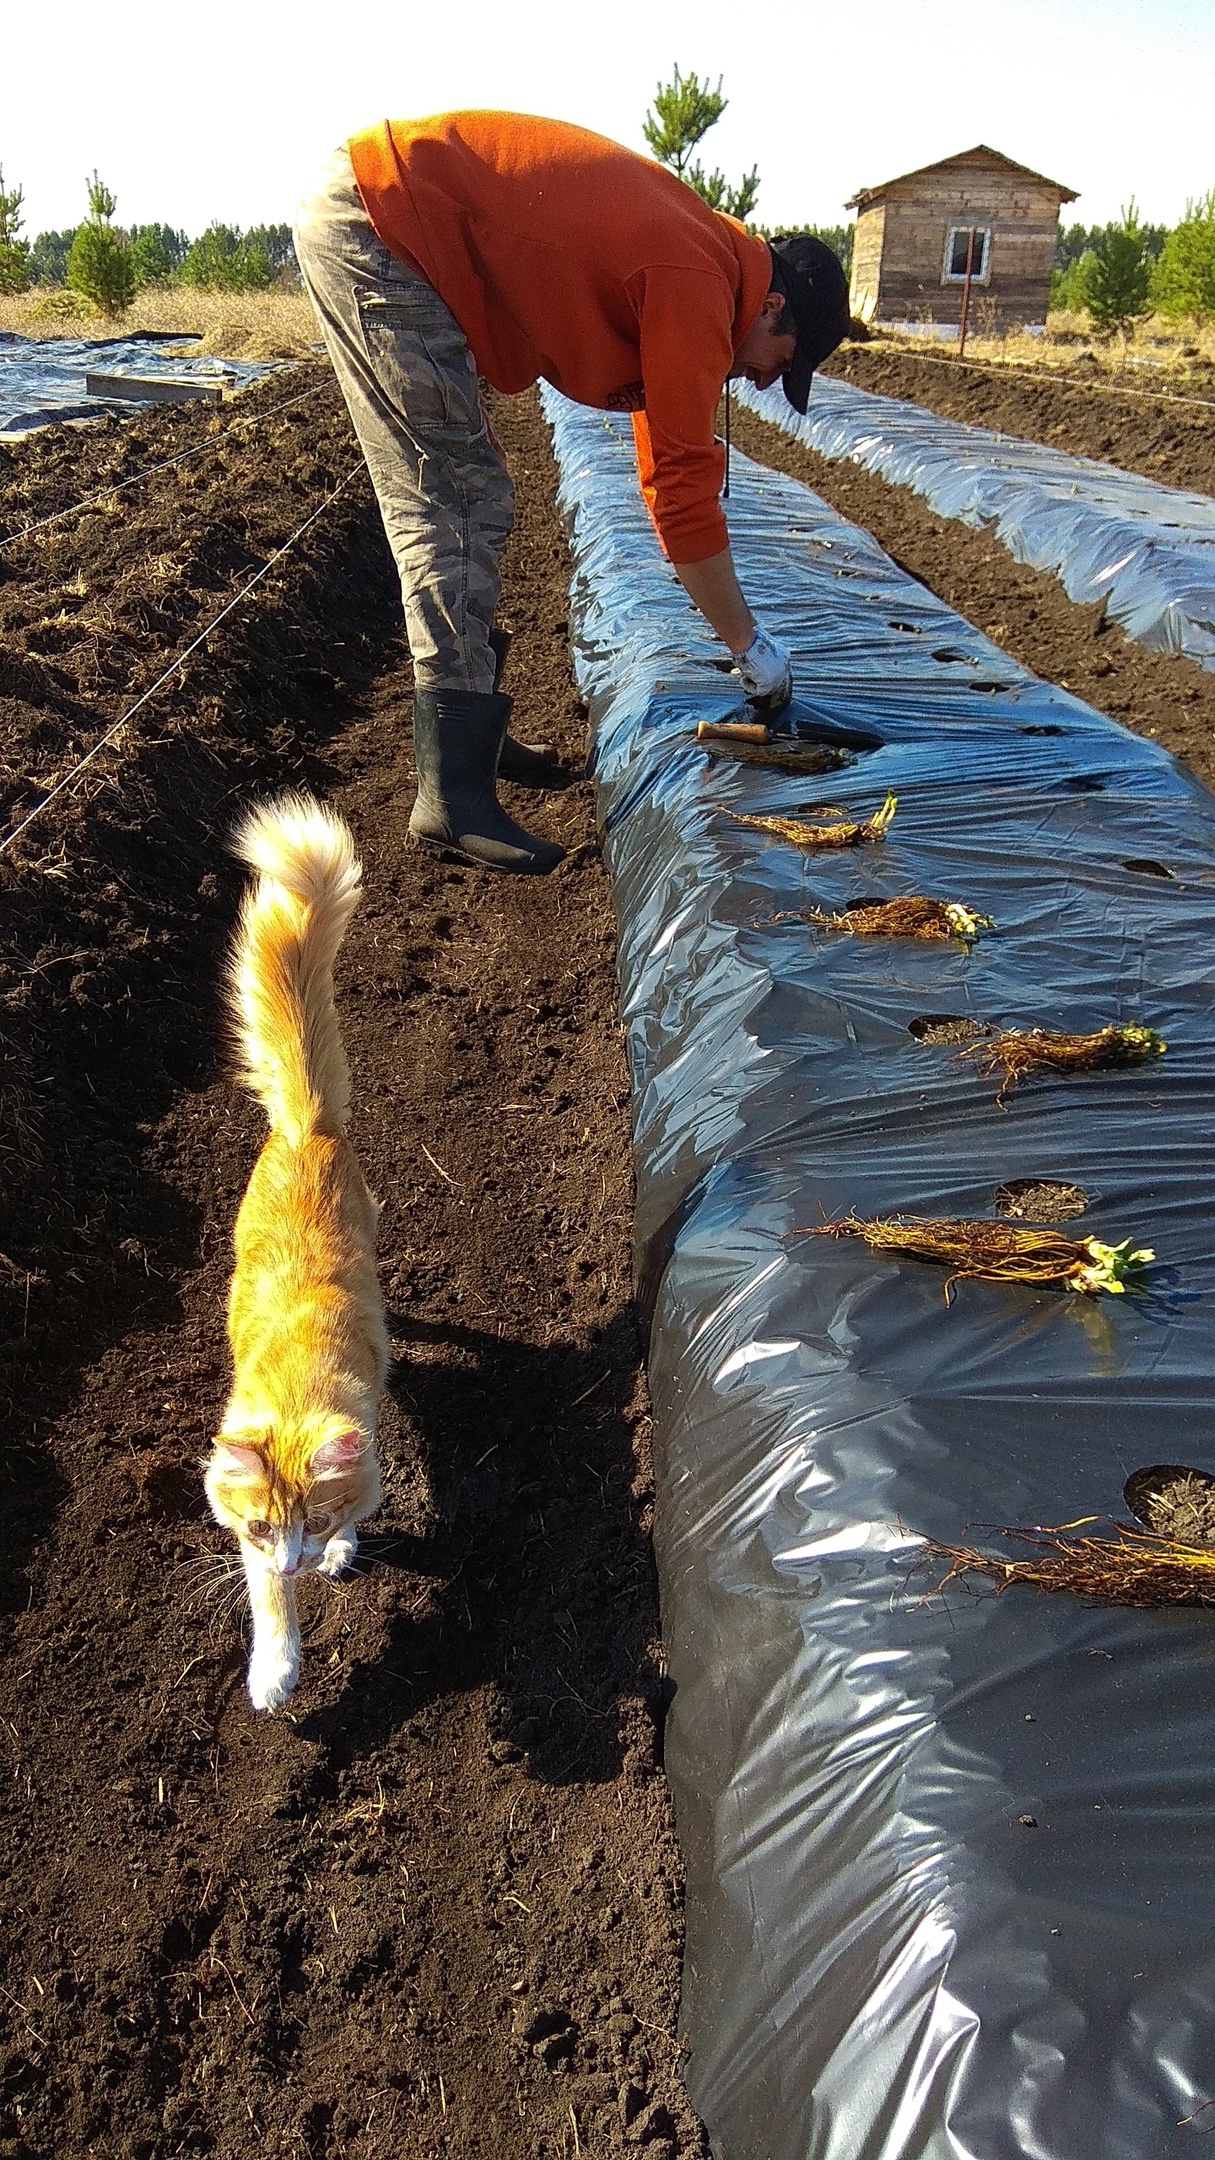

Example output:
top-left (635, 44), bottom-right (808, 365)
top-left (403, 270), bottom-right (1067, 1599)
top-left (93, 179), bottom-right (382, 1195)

top-left (0, 377), bottom-right (332, 553)
top-left (0, 465), bottom-right (362, 859)
top-left (864, 346), bottom-right (1215, 416)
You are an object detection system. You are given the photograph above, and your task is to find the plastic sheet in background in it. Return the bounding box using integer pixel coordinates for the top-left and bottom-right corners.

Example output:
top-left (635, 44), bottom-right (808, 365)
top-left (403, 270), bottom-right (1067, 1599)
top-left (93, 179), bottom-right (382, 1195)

top-left (542, 388), bottom-right (1215, 2160)
top-left (734, 374), bottom-right (1215, 672)
top-left (0, 331), bottom-right (282, 436)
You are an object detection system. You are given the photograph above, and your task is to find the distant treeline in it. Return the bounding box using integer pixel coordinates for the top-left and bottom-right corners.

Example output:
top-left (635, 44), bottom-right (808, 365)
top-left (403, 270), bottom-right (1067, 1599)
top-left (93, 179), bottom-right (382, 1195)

top-left (27, 220), bottom-right (298, 292)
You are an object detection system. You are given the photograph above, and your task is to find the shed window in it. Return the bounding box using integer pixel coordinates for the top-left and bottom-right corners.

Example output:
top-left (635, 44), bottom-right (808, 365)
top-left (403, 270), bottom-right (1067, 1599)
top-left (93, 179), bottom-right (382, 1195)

top-left (943, 226), bottom-right (991, 282)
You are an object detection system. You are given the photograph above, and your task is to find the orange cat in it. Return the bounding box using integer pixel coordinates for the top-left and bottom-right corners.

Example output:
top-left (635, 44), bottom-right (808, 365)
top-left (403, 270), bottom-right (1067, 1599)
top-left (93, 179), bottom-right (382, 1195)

top-left (205, 794), bottom-right (387, 1710)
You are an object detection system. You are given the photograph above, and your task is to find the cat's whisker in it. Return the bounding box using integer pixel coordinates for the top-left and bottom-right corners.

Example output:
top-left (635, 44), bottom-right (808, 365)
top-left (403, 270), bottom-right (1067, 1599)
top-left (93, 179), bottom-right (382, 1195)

top-left (209, 1586), bottom-right (251, 1642)
top-left (170, 1554), bottom-right (235, 1583)
top-left (178, 1576), bottom-right (243, 1613)
top-left (178, 1562), bottom-right (246, 1620)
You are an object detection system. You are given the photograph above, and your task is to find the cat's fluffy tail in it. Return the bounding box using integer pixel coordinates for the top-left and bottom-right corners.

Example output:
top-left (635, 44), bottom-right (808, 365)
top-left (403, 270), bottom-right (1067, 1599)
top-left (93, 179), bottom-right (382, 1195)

top-left (229, 793), bottom-right (362, 1147)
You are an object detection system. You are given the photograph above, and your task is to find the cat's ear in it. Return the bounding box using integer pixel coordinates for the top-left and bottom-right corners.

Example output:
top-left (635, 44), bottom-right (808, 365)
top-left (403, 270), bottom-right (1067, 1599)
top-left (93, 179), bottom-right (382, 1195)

top-left (211, 1440), bottom-right (265, 1481)
top-left (310, 1428), bottom-right (363, 1480)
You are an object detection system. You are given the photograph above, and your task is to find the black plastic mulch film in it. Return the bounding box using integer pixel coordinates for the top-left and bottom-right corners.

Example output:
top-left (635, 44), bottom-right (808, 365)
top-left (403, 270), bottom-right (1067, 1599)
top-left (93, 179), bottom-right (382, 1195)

top-left (733, 375), bottom-right (1215, 673)
top-left (542, 391), bottom-right (1215, 2160)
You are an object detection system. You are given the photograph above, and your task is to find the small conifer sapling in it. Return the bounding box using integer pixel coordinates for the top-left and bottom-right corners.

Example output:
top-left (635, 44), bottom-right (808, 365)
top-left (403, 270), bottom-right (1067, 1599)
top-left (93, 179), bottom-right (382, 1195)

top-left (0, 167), bottom-right (31, 297)
top-left (66, 172), bottom-right (136, 316)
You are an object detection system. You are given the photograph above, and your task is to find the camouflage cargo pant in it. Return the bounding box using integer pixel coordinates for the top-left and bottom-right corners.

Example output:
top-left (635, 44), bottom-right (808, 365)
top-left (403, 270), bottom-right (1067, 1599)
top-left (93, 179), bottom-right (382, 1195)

top-left (294, 148), bottom-right (513, 695)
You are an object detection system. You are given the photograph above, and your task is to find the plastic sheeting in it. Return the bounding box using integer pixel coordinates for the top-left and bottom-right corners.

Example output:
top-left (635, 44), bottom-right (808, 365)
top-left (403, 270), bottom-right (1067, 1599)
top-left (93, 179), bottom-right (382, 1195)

top-left (543, 388), bottom-right (1215, 2160)
top-left (0, 332), bottom-right (278, 436)
top-left (735, 374), bottom-right (1215, 672)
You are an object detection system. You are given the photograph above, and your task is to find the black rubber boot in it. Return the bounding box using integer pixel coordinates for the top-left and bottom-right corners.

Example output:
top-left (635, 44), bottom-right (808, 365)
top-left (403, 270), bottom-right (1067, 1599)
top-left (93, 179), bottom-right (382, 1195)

top-left (408, 688), bottom-right (566, 875)
top-left (488, 627), bottom-right (570, 789)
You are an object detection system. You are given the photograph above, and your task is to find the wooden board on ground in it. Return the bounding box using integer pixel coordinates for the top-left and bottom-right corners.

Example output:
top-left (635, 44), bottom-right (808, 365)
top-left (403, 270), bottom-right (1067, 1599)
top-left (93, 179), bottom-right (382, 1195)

top-left (85, 371), bottom-right (226, 405)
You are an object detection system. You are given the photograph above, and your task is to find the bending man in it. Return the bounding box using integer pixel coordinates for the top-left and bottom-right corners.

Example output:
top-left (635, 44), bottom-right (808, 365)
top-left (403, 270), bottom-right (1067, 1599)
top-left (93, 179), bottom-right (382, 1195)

top-left (295, 111), bottom-right (849, 875)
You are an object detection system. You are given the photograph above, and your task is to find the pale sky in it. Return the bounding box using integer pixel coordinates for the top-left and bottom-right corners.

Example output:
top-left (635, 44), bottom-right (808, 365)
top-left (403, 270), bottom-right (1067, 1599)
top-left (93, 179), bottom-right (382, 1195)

top-left (3, 0), bottom-right (1212, 240)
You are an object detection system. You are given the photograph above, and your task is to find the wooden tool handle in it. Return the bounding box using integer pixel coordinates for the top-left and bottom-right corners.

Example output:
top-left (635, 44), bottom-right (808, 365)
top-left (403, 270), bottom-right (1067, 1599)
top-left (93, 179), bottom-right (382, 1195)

top-left (695, 720), bottom-right (773, 745)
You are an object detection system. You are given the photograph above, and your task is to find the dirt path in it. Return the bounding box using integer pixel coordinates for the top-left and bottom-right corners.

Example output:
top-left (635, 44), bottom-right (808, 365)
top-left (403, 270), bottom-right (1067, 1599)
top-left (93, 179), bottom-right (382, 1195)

top-left (0, 382), bottom-right (707, 2159)
top-left (729, 401), bottom-right (1215, 795)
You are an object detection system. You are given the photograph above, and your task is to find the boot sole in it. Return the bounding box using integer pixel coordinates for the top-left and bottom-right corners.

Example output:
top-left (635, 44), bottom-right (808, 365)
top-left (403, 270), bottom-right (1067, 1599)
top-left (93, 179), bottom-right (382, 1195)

top-left (407, 829), bottom-right (564, 876)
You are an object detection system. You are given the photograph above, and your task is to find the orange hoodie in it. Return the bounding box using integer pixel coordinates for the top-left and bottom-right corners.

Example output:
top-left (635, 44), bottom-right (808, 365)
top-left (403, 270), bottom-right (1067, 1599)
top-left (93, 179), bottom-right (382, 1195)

top-left (348, 112), bottom-right (772, 563)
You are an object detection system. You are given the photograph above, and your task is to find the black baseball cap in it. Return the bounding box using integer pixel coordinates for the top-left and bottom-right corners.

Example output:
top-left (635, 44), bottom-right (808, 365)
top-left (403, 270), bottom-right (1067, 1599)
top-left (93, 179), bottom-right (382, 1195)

top-left (766, 234), bottom-right (851, 413)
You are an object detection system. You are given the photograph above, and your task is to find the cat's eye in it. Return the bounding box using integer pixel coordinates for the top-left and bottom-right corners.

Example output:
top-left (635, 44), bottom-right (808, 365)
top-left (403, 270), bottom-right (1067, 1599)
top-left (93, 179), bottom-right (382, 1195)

top-left (304, 1512), bottom-right (332, 1535)
top-left (247, 1518), bottom-right (273, 1541)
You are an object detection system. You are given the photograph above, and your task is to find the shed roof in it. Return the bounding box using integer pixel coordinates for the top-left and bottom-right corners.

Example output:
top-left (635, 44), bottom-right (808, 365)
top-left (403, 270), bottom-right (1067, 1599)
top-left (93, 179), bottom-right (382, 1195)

top-left (846, 145), bottom-right (1078, 212)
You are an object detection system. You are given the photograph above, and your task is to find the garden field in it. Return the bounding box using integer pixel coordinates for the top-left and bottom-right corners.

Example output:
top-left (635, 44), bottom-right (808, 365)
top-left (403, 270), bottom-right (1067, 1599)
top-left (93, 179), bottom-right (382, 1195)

top-left (0, 376), bottom-right (707, 2160)
top-left (4, 309), bottom-right (1215, 2159)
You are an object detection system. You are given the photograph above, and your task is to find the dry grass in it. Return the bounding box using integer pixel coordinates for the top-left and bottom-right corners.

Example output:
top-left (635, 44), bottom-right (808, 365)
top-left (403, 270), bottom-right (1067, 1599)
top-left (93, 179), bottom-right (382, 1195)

top-left (868, 310), bottom-right (1215, 383)
top-left (0, 286), bottom-right (321, 362)
top-left (802, 1213), bottom-right (1154, 1298)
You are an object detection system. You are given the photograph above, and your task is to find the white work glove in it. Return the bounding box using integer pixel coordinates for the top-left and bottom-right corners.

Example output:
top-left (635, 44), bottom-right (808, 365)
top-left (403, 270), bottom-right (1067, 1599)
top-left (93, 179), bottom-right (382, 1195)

top-left (731, 625), bottom-right (793, 714)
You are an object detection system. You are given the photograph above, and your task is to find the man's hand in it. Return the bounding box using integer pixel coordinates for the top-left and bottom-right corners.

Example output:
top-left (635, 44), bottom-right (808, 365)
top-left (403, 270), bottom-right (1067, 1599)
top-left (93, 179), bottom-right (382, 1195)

top-left (732, 626), bottom-right (793, 714)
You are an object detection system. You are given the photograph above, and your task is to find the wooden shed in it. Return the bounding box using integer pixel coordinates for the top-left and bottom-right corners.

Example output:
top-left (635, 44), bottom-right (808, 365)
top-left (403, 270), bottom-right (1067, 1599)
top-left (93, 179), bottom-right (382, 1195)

top-left (846, 146), bottom-right (1078, 329)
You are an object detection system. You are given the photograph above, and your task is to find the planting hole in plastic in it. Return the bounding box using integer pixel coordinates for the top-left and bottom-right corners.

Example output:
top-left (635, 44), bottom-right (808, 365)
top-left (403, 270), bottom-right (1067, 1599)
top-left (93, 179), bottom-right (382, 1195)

top-left (1022, 725), bottom-right (1067, 737)
top-left (1122, 858), bottom-right (1176, 879)
top-left (1062, 775), bottom-right (1106, 792)
top-left (908, 1014), bottom-right (985, 1045)
top-left (1124, 1464), bottom-right (1215, 1538)
top-left (994, 1178), bottom-right (1089, 1222)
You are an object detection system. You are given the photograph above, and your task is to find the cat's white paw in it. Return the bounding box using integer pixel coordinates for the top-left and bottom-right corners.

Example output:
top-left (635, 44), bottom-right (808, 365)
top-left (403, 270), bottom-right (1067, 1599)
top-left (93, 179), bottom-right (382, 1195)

top-left (319, 1530), bottom-right (357, 1578)
top-left (247, 1649), bottom-right (299, 1711)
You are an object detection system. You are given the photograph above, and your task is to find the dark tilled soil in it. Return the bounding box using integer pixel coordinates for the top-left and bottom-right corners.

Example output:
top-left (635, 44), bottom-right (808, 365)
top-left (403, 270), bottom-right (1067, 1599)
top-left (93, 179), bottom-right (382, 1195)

top-left (729, 401), bottom-right (1215, 795)
top-left (1132, 1469), bottom-right (1215, 1544)
top-left (993, 1179), bottom-right (1089, 1224)
top-left (0, 378), bottom-right (708, 2159)
top-left (825, 339), bottom-right (1215, 498)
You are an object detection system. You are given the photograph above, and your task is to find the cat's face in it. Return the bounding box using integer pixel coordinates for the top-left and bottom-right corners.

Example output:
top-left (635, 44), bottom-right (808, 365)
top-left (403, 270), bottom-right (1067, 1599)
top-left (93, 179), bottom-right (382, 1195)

top-left (205, 1425), bottom-right (380, 1575)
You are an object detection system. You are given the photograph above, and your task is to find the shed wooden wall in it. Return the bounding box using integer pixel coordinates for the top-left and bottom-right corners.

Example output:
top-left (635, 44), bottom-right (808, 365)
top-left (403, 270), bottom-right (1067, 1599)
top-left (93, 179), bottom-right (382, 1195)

top-left (848, 206), bottom-right (886, 323)
top-left (852, 167), bottom-right (1063, 326)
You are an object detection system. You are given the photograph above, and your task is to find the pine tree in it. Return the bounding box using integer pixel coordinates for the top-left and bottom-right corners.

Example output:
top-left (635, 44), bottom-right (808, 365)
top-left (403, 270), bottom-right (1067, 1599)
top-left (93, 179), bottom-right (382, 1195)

top-left (1052, 250), bottom-right (1097, 313)
top-left (1151, 190), bottom-right (1215, 322)
top-left (643, 66), bottom-right (725, 177)
top-left (66, 172), bottom-right (136, 315)
top-left (643, 66), bottom-right (761, 224)
top-left (1081, 202), bottom-right (1152, 332)
top-left (0, 167), bottom-right (31, 297)
top-left (685, 160), bottom-right (761, 225)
